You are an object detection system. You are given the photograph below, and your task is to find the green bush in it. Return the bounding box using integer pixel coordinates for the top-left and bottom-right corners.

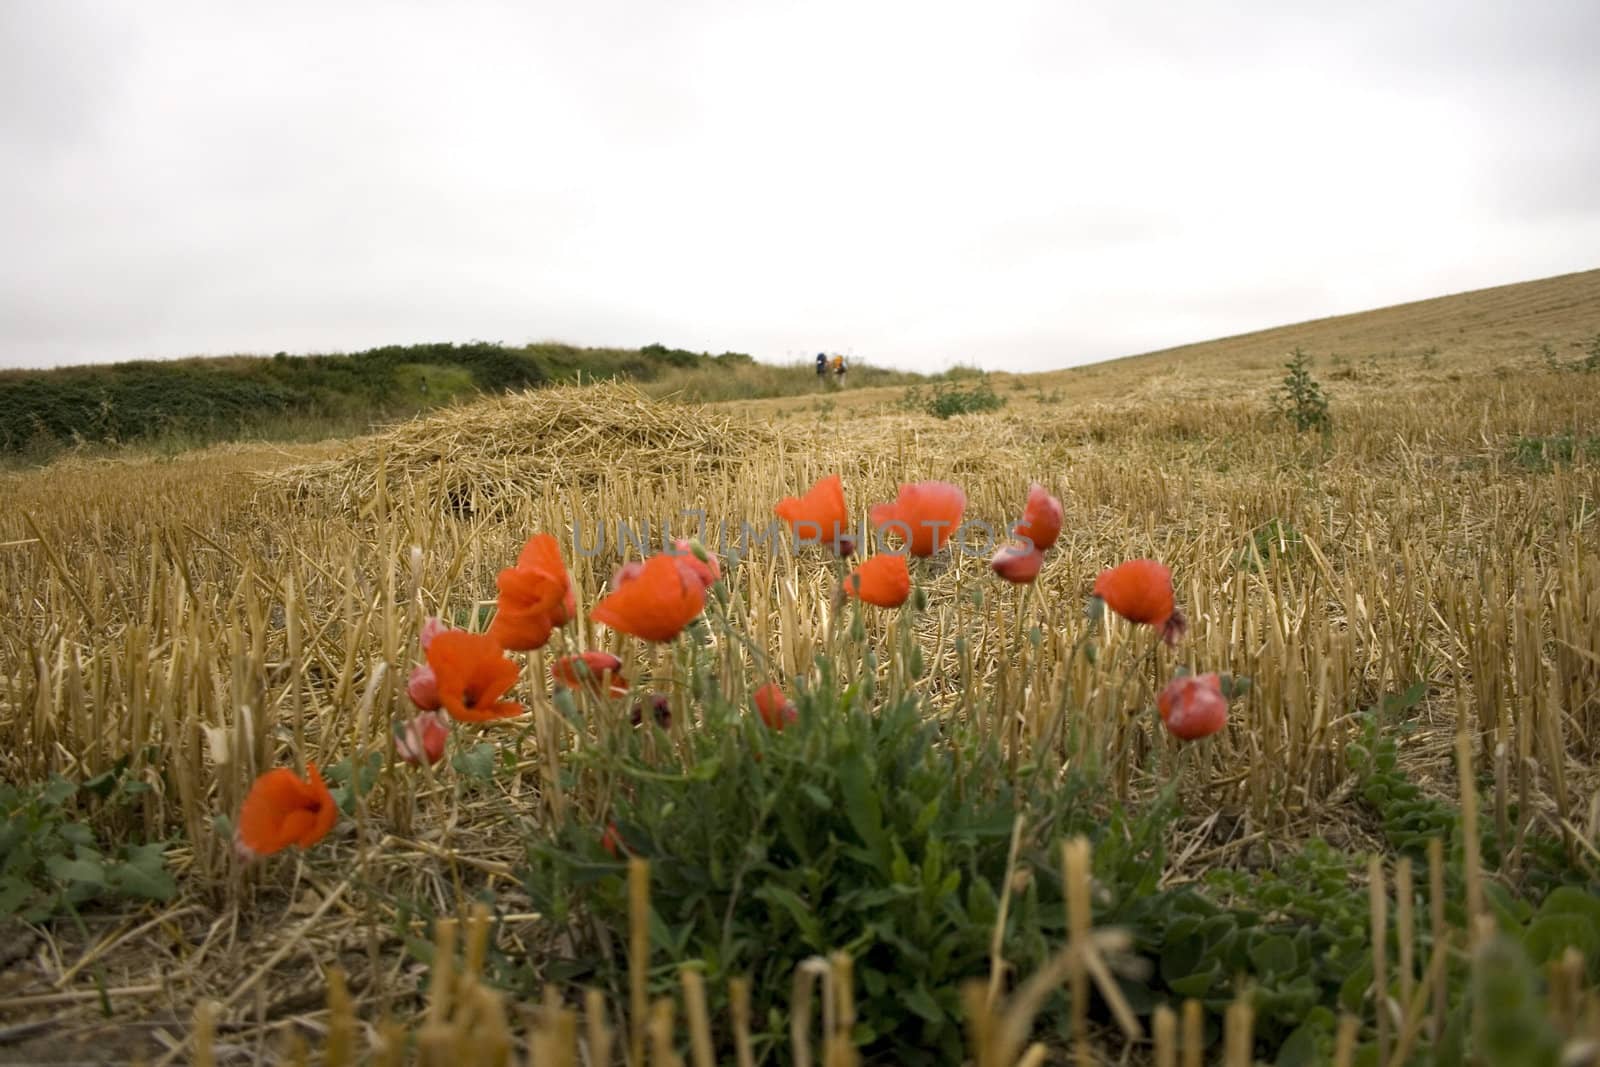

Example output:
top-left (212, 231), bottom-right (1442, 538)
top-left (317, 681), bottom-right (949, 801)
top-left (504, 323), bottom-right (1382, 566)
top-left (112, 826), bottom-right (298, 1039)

top-left (1, 767), bottom-right (175, 921)
top-left (901, 376), bottom-right (1006, 420)
top-left (1272, 348), bottom-right (1331, 434)
top-left (518, 661), bottom-right (1163, 1064)
top-left (1510, 433), bottom-right (1600, 471)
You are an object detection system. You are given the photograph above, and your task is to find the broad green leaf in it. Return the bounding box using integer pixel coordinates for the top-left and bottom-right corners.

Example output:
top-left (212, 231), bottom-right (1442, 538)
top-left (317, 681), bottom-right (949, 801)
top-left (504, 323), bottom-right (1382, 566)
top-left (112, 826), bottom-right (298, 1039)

top-left (0, 876), bottom-right (34, 916)
top-left (452, 742), bottom-right (498, 782)
top-left (109, 859), bottom-right (176, 902)
top-left (1249, 933), bottom-right (1298, 977)
top-left (1524, 914), bottom-right (1600, 970)
top-left (46, 855), bottom-right (106, 887)
top-left (900, 984), bottom-right (944, 1024)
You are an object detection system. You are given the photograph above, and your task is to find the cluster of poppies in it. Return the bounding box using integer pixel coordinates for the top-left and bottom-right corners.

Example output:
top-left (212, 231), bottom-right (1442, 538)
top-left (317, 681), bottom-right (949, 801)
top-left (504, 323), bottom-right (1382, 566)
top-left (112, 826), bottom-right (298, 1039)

top-left (232, 474), bottom-right (1228, 861)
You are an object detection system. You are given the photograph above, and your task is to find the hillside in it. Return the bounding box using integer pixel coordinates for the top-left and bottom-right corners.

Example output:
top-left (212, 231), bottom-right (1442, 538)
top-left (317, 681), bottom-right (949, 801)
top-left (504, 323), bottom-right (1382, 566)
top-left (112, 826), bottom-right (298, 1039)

top-left (723, 267), bottom-right (1600, 421)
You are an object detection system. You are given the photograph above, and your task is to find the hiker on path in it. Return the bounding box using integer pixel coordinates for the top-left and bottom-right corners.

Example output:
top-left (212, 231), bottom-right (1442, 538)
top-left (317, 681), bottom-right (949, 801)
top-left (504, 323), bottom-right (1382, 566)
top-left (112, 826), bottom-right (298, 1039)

top-left (831, 354), bottom-right (847, 385)
top-left (816, 352), bottom-right (828, 379)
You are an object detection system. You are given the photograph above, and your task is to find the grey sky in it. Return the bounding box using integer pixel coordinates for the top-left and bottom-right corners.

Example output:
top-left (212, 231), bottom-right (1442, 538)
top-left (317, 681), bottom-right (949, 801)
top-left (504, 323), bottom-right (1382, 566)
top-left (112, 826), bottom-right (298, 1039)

top-left (3, 1), bottom-right (1597, 372)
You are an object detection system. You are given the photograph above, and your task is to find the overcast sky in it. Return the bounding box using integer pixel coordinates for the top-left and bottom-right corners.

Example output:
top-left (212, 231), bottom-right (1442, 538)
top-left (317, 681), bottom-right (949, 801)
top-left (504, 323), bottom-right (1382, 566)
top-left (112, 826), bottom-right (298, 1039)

top-left (3, 1), bottom-right (1597, 373)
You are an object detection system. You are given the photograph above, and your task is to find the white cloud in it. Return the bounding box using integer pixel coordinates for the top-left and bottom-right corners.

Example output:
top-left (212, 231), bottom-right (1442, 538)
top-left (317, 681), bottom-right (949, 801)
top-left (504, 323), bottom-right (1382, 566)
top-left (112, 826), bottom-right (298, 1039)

top-left (2, 0), bottom-right (1596, 370)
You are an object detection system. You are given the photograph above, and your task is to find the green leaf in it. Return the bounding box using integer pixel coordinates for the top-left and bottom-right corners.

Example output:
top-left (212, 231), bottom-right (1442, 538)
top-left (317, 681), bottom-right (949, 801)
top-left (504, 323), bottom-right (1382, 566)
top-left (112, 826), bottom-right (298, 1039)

top-left (1168, 967), bottom-right (1220, 998)
top-left (41, 777), bottom-right (77, 808)
top-left (452, 742), bottom-right (498, 782)
top-left (1537, 887), bottom-right (1600, 924)
top-left (837, 749), bottom-right (889, 870)
top-left (800, 784), bottom-right (832, 810)
top-left (1249, 933), bottom-right (1298, 977)
top-left (0, 876), bottom-right (35, 916)
top-left (1218, 674), bottom-right (1252, 699)
top-left (46, 855), bottom-right (107, 887)
top-left (1275, 1020), bottom-right (1326, 1067)
top-left (901, 984), bottom-right (945, 1024)
top-left (753, 884), bottom-right (822, 945)
top-left (108, 857), bottom-right (176, 902)
top-left (1524, 914), bottom-right (1600, 970)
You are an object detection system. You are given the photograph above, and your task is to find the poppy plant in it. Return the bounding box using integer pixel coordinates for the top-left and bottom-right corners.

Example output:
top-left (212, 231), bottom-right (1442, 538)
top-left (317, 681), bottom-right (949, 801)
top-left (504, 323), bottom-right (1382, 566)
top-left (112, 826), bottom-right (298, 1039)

top-left (553, 651), bottom-right (629, 697)
top-left (1091, 558), bottom-right (1188, 646)
top-left (753, 682), bottom-right (798, 731)
top-left (234, 763), bottom-right (338, 860)
top-left (394, 711), bottom-right (450, 766)
top-left (843, 553), bottom-right (912, 607)
top-left (991, 543), bottom-right (1045, 584)
top-left (591, 553), bottom-right (707, 642)
top-left (775, 474), bottom-right (855, 555)
top-left (1158, 673), bottom-right (1228, 741)
top-left (488, 533), bottom-right (574, 651)
top-left (870, 480), bottom-right (966, 557)
top-left (1014, 483), bottom-right (1063, 552)
top-left (426, 630), bottom-right (525, 722)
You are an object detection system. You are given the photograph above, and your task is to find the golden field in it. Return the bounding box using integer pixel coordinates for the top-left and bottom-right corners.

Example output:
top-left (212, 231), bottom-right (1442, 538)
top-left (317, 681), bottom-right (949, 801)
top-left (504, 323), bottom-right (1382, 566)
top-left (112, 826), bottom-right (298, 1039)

top-left (2, 268), bottom-right (1599, 1065)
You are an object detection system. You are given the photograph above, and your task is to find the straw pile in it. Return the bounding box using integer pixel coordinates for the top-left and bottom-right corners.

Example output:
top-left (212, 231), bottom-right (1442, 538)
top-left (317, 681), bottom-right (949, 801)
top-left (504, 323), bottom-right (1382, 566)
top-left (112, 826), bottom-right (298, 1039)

top-left (272, 381), bottom-right (785, 516)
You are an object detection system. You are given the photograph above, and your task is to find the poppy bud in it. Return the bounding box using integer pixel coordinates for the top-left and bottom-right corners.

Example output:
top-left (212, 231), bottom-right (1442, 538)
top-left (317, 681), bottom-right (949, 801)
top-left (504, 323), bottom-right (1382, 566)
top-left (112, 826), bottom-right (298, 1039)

top-left (407, 663), bottom-right (442, 711)
top-left (1158, 673), bottom-right (1228, 741)
top-left (990, 544), bottom-right (1045, 584)
top-left (395, 711), bottom-right (450, 766)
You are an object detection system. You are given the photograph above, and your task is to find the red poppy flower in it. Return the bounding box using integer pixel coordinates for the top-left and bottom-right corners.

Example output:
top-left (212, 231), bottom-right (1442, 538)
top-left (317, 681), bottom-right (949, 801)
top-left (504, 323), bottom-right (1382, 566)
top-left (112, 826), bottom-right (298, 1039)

top-left (1158, 673), bottom-right (1228, 741)
top-left (395, 711), bottom-right (450, 766)
top-left (843, 553), bottom-right (912, 607)
top-left (612, 560), bottom-right (645, 588)
top-left (426, 630), bottom-right (525, 722)
top-left (601, 820), bottom-right (626, 858)
top-left (1092, 559), bottom-right (1188, 646)
top-left (1014, 483), bottom-right (1063, 553)
top-left (234, 763), bottom-right (338, 860)
top-left (753, 682), bottom-right (798, 731)
top-left (591, 554), bottom-right (707, 642)
top-left (991, 544), bottom-right (1045, 584)
top-left (552, 651), bottom-right (629, 697)
top-left (672, 539), bottom-right (721, 591)
top-left (870, 481), bottom-right (966, 557)
top-left (407, 663), bottom-right (441, 711)
top-left (488, 534), bottom-right (573, 651)
top-left (775, 474), bottom-right (854, 555)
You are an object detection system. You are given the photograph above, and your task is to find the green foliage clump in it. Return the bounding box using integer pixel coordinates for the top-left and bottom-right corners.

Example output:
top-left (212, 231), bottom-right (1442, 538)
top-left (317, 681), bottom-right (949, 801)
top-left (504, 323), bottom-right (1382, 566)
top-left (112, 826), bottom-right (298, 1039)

top-left (1145, 840), bottom-right (1369, 1059)
top-left (519, 675), bottom-right (1160, 1064)
top-left (1540, 333), bottom-right (1600, 373)
top-left (1273, 348), bottom-right (1331, 434)
top-left (900, 376), bottom-right (1006, 420)
top-left (1, 769), bottom-right (175, 921)
top-left (1510, 433), bottom-right (1600, 471)
top-left (1236, 518), bottom-right (1304, 572)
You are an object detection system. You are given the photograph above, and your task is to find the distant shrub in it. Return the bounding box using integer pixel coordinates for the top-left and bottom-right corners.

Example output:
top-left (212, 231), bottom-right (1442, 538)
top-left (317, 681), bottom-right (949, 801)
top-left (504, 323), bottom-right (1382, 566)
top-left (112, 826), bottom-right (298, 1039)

top-left (639, 343), bottom-right (703, 368)
top-left (1538, 334), bottom-right (1600, 373)
top-left (1510, 433), bottom-right (1600, 471)
top-left (941, 362), bottom-right (986, 380)
top-left (1273, 348), bottom-right (1331, 434)
top-left (902, 376), bottom-right (1005, 420)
